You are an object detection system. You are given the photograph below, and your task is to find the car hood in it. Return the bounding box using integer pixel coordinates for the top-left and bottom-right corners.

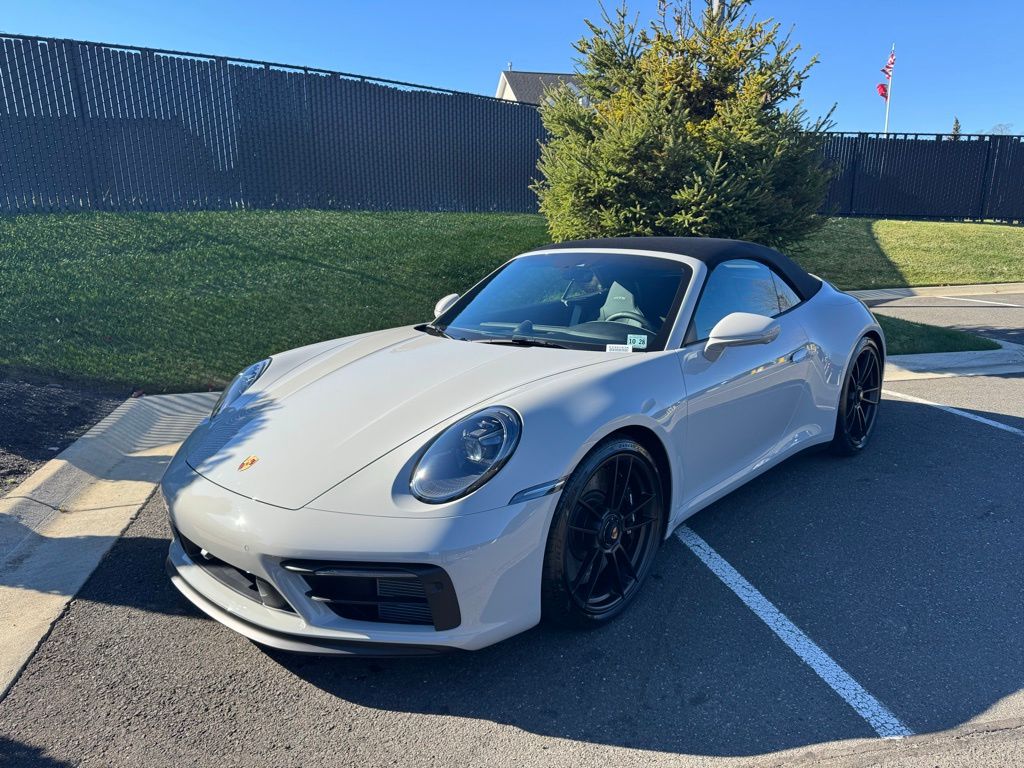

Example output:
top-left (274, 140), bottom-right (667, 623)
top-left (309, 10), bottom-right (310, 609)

top-left (186, 326), bottom-right (613, 509)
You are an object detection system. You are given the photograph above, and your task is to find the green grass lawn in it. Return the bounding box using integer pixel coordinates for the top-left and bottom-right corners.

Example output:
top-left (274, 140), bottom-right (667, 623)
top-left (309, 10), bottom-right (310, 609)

top-left (0, 211), bottom-right (549, 391)
top-left (875, 315), bottom-right (1000, 356)
top-left (1, 211), bottom-right (1015, 391)
top-left (791, 217), bottom-right (1024, 290)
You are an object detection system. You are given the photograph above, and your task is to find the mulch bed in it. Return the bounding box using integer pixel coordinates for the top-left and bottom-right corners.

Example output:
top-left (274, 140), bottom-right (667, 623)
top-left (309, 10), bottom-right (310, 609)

top-left (0, 373), bottom-right (125, 497)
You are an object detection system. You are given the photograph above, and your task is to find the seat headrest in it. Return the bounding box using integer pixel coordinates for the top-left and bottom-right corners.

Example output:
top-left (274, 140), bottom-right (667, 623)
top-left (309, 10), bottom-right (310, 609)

top-left (599, 281), bottom-right (639, 320)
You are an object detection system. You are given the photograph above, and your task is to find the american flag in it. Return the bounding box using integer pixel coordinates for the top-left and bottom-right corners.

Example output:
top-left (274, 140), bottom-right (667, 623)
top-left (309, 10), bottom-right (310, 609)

top-left (881, 50), bottom-right (895, 80)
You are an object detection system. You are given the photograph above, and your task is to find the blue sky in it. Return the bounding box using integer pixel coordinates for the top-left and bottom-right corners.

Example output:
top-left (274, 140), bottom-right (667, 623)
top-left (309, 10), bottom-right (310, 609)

top-left (3, 1), bottom-right (1020, 134)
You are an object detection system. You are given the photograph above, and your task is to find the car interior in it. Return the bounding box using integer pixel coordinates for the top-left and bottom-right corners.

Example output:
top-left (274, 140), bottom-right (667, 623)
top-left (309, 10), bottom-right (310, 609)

top-left (473, 265), bottom-right (686, 345)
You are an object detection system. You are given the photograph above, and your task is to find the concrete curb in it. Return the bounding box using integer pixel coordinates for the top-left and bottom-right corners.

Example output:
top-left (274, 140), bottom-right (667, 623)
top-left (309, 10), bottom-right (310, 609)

top-left (851, 282), bottom-right (1024, 307)
top-left (0, 391), bottom-right (217, 699)
top-left (845, 281), bottom-right (1024, 379)
top-left (885, 340), bottom-right (1024, 381)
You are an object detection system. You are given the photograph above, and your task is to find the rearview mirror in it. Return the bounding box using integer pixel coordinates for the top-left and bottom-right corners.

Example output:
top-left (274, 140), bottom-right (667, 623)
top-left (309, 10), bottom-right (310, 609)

top-left (433, 293), bottom-right (460, 319)
top-left (703, 312), bottom-right (780, 361)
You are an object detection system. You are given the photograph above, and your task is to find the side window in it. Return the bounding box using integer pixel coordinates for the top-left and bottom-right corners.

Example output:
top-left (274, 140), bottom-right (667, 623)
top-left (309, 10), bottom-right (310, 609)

top-left (772, 271), bottom-right (801, 313)
top-left (691, 259), bottom-right (799, 341)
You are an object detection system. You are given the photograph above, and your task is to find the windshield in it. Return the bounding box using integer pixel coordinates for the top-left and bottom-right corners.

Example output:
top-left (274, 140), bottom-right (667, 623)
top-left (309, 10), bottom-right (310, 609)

top-left (434, 251), bottom-right (693, 352)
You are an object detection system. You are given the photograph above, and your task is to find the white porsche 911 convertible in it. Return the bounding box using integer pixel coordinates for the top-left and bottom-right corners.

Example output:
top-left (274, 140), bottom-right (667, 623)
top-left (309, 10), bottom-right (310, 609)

top-left (162, 237), bottom-right (884, 656)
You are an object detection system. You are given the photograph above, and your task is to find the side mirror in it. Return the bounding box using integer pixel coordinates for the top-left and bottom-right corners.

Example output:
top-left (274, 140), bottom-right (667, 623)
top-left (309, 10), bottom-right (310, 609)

top-left (703, 312), bottom-right (780, 361)
top-left (433, 293), bottom-right (460, 319)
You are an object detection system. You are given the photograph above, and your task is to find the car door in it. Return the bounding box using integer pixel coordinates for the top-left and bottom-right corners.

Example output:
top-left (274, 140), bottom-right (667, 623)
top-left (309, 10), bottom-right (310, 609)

top-left (675, 259), bottom-right (811, 508)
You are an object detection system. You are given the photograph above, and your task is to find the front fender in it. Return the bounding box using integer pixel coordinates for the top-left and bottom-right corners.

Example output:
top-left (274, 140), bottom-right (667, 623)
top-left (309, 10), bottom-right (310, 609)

top-left (797, 285), bottom-right (885, 426)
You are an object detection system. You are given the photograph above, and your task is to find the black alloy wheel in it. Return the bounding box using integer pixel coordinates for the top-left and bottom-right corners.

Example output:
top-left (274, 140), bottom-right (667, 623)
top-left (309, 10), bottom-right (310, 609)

top-left (542, 438), bottom-right (665, 626)
top-left (832, 336), bottom-right (883, 455)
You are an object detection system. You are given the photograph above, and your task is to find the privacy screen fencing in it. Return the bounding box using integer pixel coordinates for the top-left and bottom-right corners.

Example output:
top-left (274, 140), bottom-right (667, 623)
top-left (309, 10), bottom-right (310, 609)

top-left (1, 34), bottom-right (1022, 221)
top-left (821, 132), bottom-right (1024, 221)
top-left (0, 34), bottom-right (545, 213)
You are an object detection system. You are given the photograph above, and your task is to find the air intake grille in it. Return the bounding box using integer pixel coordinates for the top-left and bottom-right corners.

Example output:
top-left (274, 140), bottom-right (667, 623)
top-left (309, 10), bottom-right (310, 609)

top-left (379, 601), bottom-right (434, 625)
top-left (175, 529), bottom-right (294, 613)
top-left (281, 561), bottom-right (461, 630)
top-left (378, 577), bottom-right (428, 599)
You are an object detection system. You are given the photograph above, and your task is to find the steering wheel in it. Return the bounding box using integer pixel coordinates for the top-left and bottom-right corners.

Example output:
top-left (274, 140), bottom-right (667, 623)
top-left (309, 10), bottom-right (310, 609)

top-left (604, 310), bottom-right (655, 332)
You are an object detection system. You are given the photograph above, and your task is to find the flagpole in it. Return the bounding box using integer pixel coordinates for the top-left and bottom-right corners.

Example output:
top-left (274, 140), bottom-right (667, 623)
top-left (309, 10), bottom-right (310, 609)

top-left (883, 43), bottom-right (894, 134)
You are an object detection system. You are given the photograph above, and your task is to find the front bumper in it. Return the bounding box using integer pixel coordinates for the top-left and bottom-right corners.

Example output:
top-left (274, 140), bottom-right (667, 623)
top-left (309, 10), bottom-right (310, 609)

top-left (161, 457), bottom-right (559, 654)
top-left (164, 556), bottom-right (455, 656)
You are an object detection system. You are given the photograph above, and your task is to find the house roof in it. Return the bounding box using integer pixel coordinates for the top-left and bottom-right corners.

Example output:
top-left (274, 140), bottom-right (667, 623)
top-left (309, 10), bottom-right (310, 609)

top-left (531, 237), bottom-right (823, 301)
top-left (498, 71), bottom-right (579, 104)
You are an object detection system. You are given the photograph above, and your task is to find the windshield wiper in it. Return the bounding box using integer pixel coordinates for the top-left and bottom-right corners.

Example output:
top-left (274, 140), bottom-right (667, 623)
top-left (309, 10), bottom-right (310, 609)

top-left (420, 323), bottom-right (454, 339)
top-left (472, 335), bottom-right (569, 349)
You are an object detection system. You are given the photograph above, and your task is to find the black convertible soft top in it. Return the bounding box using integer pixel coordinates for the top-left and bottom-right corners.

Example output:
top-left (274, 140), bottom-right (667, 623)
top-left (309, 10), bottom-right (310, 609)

top-left (539, 237), bottom-right (822, 302)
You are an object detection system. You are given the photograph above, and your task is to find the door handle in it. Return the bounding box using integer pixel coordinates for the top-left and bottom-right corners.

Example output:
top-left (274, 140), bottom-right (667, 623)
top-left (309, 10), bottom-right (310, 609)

top-left (789, 346), bottom-right (810, 363)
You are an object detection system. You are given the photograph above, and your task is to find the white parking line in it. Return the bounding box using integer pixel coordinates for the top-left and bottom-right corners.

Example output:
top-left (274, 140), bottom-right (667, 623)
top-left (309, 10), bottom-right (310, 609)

top-left (676, 525), bottom-right (913, 739)
top-left (933, 295), bottom-right (1024, 308)
top-left (883, 389), bottom-right (1024, 437)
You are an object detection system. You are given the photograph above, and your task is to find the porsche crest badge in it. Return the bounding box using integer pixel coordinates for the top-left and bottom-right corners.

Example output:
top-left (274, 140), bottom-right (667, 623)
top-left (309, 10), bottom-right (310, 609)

top-left (237, 455), bottom-right (259, 472)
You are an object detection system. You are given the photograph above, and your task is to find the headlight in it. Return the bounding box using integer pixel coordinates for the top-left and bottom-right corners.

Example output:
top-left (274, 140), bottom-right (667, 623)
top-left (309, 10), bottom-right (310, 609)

top-left (410, 407), bottom-right (521, 504)
top-left (211, 359), bottom-right (270, 418)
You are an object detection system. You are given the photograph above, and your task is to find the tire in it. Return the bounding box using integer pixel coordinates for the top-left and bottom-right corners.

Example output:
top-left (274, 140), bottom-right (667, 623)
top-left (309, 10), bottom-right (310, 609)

top-left (831, 336), bottom-right (883, 455)
top-left (541, 437), bottom-right (665, 628)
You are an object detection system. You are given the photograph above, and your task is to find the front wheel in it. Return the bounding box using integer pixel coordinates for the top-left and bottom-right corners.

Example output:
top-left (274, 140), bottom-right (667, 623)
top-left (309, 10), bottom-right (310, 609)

top-left (541, 438), bottom-right (665, 628)
top-left (831, 336), bottom-right (882, 455)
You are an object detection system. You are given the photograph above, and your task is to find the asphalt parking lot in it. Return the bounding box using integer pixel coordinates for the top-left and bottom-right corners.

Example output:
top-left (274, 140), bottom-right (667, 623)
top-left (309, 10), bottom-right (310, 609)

top-left (2, 299), bottom-right (1023, 767)
top-left (871, 290), bottom-right (1024, 346)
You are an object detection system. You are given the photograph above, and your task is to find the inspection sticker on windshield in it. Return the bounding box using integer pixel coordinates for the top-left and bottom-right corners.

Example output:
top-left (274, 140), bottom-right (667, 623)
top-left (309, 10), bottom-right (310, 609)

top-left (626, 334), bottom-right (648, 349)
top-left (605, 344), bottom-right (633, 353)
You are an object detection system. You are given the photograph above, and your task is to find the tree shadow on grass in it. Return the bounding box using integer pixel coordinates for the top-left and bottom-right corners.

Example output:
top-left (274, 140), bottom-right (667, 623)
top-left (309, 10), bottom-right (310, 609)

top-left (790, 217), bottom-right (909, 290)
top-left (874, 305), bottom-right (1024, 347)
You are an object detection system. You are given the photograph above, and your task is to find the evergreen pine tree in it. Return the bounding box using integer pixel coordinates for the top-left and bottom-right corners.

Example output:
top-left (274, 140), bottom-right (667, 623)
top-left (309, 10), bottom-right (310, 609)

top-left (533, 0), bottom-right (833, 247)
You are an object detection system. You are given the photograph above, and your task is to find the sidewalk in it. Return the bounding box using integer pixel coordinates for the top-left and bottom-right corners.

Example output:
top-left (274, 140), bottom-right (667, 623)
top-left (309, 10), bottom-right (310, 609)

top-left (886, 340), bottom-right (1024, 381)
top-left (0, 392), bottom-right (216, 697)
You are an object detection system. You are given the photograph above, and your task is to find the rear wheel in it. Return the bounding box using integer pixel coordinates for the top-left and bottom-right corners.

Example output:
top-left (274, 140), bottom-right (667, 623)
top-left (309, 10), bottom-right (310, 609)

top-left (541, 438), bottom-right (665, 627)
top-left (831, 337), bottom-right (882, 455)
